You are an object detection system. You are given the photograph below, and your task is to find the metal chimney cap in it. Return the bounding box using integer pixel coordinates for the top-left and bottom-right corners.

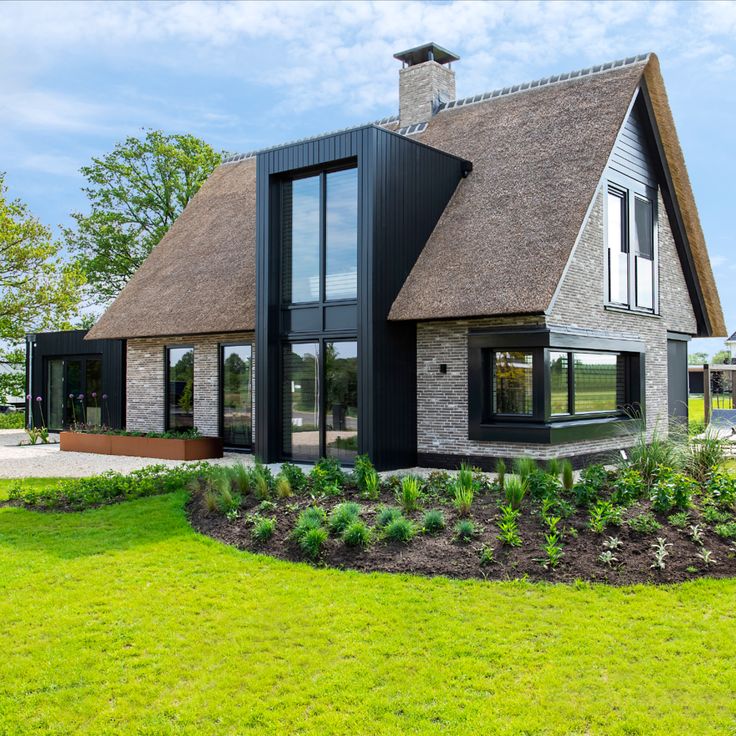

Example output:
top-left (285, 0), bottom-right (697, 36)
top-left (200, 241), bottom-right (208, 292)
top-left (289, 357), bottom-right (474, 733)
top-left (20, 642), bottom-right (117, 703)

top-left (394, 42), bottom-right (460, 67)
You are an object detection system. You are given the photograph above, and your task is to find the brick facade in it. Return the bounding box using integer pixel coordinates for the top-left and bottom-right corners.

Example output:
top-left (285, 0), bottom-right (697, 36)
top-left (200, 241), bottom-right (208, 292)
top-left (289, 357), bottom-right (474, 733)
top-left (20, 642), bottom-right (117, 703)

top-left (126, 332), bottom-right (254, 437)
top-left (416, 187), bottom-right (697, 461)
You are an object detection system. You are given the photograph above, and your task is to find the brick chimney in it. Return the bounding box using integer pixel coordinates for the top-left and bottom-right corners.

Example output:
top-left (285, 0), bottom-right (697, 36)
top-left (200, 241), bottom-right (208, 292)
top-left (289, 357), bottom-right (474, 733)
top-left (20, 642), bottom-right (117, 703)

top-left (395, 42), bottom-right (459, 128)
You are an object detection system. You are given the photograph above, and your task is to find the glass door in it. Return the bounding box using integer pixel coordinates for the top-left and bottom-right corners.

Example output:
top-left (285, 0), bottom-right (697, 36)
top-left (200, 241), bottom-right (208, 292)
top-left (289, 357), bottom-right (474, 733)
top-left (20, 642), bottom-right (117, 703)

top-left (47, 359), bottom-right (64, 430)
top-left (282, 342), bottom-right (320, 461)
top-left (44, 356), bottom-right (103, 429)
top-left (221, 344), bottom-right (253, 448)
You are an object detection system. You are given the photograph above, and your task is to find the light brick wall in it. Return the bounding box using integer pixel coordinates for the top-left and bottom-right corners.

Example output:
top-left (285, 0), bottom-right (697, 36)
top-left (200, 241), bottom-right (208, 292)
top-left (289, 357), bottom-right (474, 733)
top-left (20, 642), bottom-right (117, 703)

top-left (399, 61), bottom-right (455, 128)
top-left (416, 187), bottom-right (697, 461)
top-left (126, 332), bottom-right (254, 437)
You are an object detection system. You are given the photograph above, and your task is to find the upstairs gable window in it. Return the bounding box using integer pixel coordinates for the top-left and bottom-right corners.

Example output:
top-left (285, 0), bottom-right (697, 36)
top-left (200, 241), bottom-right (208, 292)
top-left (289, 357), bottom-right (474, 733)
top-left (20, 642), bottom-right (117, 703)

top-left (606, 180), bottom-right (657, 312)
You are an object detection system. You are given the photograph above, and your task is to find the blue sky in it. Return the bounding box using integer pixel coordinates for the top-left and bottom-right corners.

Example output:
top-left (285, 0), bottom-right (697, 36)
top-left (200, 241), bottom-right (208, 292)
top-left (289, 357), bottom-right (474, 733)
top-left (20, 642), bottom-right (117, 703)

top-left (2, 0), bottom-right (734, 354)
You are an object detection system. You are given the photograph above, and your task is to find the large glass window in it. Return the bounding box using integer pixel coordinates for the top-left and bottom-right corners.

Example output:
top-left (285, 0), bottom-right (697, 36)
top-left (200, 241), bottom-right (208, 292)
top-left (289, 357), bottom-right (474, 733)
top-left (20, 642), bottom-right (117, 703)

top-left (493, 351), bottom-right (534, 415)
top-left (282, 166), bottom-right (358, 305)
top-left (573, 353), bottom-right (622, 413)
top-left (325, 341), bottom-right (358, 462)
top-left (167, 347), bottom-right (194, 431)
top-left (47, 359), bottom-right (64, 429)
top-left (549, 351), bottom-right (570, 415)
top-left (282, 343), bottom-right (320, 461)
top-left (85, 359), bottom-right (102, 425)
top-left (221, 344), bottom-right (252, 448)
top-left (326, 169), bottom-right (358, 301)
top-left (282, 175), bottom-right (320, 303)
top-left (606, 183), bottom-right (656, 311)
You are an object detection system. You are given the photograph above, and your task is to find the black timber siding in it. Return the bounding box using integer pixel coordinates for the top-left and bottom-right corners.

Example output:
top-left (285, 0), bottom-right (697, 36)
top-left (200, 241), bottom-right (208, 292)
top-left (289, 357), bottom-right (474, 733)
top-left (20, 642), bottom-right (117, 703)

top-left (26, 330), bottom-right (125, 429)
top-left (255, 125), bottom-right (468, 469)
top-left (609, 101), bottom-right (657, 188)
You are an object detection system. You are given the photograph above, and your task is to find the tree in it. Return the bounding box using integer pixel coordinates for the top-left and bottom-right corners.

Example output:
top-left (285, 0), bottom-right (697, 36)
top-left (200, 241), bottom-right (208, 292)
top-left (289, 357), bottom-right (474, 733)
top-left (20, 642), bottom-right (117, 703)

top-left (688, 351), bottom-right (709, 365)
top-left (712, 350), bottom-right (731, 365)
top-left (65, 130), bottom-right (222, 305)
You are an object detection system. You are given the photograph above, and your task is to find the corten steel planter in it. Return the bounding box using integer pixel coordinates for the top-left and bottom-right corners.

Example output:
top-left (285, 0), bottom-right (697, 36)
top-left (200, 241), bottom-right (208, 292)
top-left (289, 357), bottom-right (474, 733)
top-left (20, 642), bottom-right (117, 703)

top-left (60, 432), bottom-right (223, 460)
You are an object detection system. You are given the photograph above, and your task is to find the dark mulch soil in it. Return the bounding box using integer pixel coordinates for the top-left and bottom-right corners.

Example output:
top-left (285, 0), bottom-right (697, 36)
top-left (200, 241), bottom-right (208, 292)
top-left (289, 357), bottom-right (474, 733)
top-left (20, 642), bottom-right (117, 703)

top-left (187, 484), bottom-right (736, 585)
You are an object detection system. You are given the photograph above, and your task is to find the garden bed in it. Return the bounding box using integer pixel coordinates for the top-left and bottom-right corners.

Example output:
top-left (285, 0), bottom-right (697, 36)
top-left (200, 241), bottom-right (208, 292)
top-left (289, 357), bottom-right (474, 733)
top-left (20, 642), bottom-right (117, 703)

top-left (60, 431), bottom-right (222, 460)
top-left (187, 454), bottom-right (736, 586)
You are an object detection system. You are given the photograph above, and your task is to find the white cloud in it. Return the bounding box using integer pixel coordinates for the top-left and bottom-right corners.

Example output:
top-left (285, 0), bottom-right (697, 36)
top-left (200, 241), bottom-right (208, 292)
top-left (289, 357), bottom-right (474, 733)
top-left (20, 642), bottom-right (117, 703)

top-left (22, 153), bottom-right (81, 177)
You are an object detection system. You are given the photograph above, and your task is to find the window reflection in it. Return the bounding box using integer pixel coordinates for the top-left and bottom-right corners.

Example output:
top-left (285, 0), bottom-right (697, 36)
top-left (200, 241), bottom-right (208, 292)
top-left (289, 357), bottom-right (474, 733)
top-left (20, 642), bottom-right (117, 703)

top-left (222, 345), bottom-right (252, 447)
top-left (167, 347), bottom-right (194, 430)
top-left (326, 169), bottom-right (358, 301)
top-left (493, 351), bottom-right (533, 415)
top-left (325, 341), bottom-right (358, 462)
top-left (282, 343), bottom-right (320, 460)
top-left (282, 176), bottom-right (320, 303)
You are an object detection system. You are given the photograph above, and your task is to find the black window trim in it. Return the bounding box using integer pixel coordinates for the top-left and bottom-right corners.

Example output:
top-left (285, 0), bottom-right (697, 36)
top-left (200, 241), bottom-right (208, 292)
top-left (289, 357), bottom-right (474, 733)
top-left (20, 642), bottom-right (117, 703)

top-left (603, 171), bottom-right (659, 315)
top-left (164, 344), bottom-right (194, 432)
top-left (468, 327), bottom-right (645, 444)
top-left (219, 341), bottom-right (254, 452)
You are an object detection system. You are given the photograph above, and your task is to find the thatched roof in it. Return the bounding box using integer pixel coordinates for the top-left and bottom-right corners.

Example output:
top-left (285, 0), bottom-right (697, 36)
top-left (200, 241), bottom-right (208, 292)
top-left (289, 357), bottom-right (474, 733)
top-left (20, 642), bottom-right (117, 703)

top-left (88, 54), bottom-right (725, 340)
top-left (390, 55), bottom-right (725, 335)
top-left (87, 158), bottom-right (256, 340)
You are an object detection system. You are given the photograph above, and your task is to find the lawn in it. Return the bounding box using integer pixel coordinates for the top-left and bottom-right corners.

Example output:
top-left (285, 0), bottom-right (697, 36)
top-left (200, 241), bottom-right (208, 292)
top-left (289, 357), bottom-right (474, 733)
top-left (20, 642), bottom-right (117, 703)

top-left (2, 493), bottom-right (736, 735)
top-left (689, 394), bottom-right (734, 423)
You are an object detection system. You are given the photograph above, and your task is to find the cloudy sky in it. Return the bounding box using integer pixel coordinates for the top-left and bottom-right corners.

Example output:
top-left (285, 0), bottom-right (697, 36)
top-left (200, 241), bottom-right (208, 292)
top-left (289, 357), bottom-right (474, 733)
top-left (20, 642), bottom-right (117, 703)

top-left (2, 0), bottom-right (734, 353)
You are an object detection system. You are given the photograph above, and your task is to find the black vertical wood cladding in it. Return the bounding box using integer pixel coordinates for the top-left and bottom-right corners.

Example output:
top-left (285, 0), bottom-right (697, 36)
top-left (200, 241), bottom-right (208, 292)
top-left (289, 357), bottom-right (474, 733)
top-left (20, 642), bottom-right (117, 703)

top-left (256, 125), bottom-right (467, 469)
top-left (26, 330), bottom-right (125, 429)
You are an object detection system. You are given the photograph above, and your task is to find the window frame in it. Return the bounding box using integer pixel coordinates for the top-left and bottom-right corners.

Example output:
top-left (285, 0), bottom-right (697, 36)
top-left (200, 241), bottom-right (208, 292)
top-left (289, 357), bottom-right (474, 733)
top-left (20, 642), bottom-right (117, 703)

top-left (604, 174), bottom-right (659, 315)
top-left (219, 341), bottom-right (253, 451)
top-left (468, 328), bottom-right (645, 444)
top-left (164, 344), bottom-right (195, 432)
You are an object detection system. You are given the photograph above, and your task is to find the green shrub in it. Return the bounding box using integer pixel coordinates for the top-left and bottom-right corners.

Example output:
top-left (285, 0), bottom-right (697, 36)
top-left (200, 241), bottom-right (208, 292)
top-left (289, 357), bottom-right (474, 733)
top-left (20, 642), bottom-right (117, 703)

top-left (527, 469), bottom-right (560, 501)
top-left (252, 516), bottom-right (276, 542)
top-left (627, 512), bottom-right (662, 534)
top-left (299, 526), bottom-right (328, 560)
top-left (650, 466), bottom-right (697, 512)
top-left (342, 520), bottom-right (372, 548)
top-left (705, 472), bottom-right (736, 510)
top-left (328, 502), bottom-right (361, 536)
top-left (310, 457), bottom-right (345, 494)
top-left (291, 507), bottom-right (327, 542)
top-left (398, 475), bottom-right (422, 512)
top-left (542, 531), bottom-right (564, 569)
top-left (588, 500), bottom-right (622, 533)
top-left (0, 412), bottom-right (24, 429)
top-left (497, 504), bottom-right (522, 547)
top-left (513, 457), bottom-right (537, 481)
top-left (422, 509), bottom-right (446, 534)
top-left (495, 459), bottom-right (506, 490)
top-left (453, 519), bottom-right (479, 543)
top-left (227, 463), bottom-right (251, 496)
top-left (546, 458), bottom-right (562, 477)
top-left (504, 474), bottom-right (527, 510)
top-left (611, 468), bottom-right (645, 506)
top-left (457, 462), bottom-right (474, 491)
top-left (279, 463), bottom-right (307, 494)
top-left (561, 460), bottom-right (574, 492)
top-left (361, 468), bottom-right (380, 500)
top-left (686, 430), bottom-right (726, 483)
top-left (425, 470), bottom-right (453, 498)
top-left (668, 511), bottom-right (690, 529)
top-left (714, 522), bottom-right (736, 539)
top-left (375, 506), bottom-right (403, 528)
top-left (353, 454), bottom-right (374, 489)
top-left (251, 461), bottom-right (274, 500)
top-left (702, 505), bottom-right (732, 524)
top-left (624, 428), bottom-right (684, 485)
top-left (382, 516), bottom-right (416, 543)
top-left (573, 464), bottom-right (608, 507)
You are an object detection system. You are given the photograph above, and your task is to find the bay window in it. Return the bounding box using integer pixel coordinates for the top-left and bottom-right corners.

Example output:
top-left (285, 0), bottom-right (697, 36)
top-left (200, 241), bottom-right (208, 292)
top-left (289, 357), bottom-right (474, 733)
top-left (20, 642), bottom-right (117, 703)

top-left (606, 179), bottom-right (657, 312)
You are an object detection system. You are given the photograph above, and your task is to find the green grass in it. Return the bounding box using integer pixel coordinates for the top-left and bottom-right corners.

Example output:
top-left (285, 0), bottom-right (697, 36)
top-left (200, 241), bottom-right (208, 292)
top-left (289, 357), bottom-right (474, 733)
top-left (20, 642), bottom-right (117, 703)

top-left (689, 394), bottom-right (734, 422)
top-left (0, 477), bottom-right (65, 501)
top-left (1, 494), bottom-right (736, 734)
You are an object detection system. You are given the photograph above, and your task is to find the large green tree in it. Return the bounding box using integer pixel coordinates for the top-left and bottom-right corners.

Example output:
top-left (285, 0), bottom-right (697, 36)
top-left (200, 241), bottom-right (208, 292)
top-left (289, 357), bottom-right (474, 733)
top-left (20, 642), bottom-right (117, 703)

top-left (65, 130), bottom-right (222, 304)
top-left (0, 173), bottom-right (84, 401)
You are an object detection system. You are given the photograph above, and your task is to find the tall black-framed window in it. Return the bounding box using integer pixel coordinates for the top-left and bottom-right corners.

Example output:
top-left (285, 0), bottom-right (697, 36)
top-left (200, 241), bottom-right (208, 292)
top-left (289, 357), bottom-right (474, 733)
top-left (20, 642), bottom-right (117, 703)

top-left (166, 346), bottom-right (194, 431)
top-left (605, 177), bottom-right (657, 312)
top-left (220, 343), bottom-right (252, 449)
top-left (281, 165), bottom-right (358, 307)
top-left (468, 329), bottom-right (645, 443)
top-left (282, 338), bottom-right (358, 463)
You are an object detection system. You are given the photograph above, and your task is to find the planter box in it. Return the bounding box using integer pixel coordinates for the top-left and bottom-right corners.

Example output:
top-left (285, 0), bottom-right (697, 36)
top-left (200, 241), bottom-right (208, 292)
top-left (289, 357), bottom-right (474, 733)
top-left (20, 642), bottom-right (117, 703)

top-left (60, 432), bottom-right (223, 460)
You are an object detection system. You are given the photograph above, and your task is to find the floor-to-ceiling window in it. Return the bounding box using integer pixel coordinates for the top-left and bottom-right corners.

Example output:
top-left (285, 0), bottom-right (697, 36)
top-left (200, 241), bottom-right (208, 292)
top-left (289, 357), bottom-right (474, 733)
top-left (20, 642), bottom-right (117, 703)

top-left (166, 347), bottom-right (194, 431)
top-left (280, 164), bottom-right (358, 463)
top-left (44, 356), bottom-right (103, 429)
top-left (221, 344), bottom-right (252, 448)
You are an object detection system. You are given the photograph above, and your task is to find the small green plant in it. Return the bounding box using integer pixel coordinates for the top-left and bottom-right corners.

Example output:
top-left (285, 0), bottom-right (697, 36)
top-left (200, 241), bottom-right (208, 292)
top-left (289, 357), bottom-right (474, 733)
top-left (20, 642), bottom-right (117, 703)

top-left (279, 463), bottom-right (307, 494)
top-left (421, 509), bottom-right (445, 535)
top-left (542, 531), bottom-right (564, 569)
top-left (252, 516), bottom-right (276, 542)
top-left (353, 454), bottom-right (374, 490)
top-left (561, 460), bottom-right (574, 492)
top-left (478, 545), bottom-right (495, 566)
top-left (512, 457), bottom-right (537, 481)
top-left (546, 458), bottom-right (562, 477)
top-left (705, 471), bottom-right (736, 510)
top-left (598, 550), bottom-right (618, 567)
top-left (251, 461), bottom-right (273, 500)
top-left (257, 499), bottom-right (277, 513)
top-left (714, 522), bottom-right (736, 539)
top-left (203, 488), bottom-right (219, 513)
top-left (299, 526), bottom-right (328, 560)
top-left (688, 524), bottom-right (705, 545)
top-left (668, 511), bottom-right (690, 529)
top-left (504, 474), bottom-right (527, 510)
top-left (603, 536), bottom-right (623, 550)
top-left (361, 468), bottom-right (380, 501)
top-left (457, 462), bottom-right (474, 491)
top-left (342, 520), bottom-right (372, 548)
top-left (588, 500), bottom-right (617, 533)
top-left (623, 427), bottom-right (684, 485)
top-left (573, 465), bottom-right (608, 507)
top-left (686, 430), bottom-right (726, 483)
top-left (328, 502), bottom-right (362, 536)
top-left (453, 478), bottom-right (474, 516)
top-left (275, 474), bottom-right (293, 499)
top-left (495, 458), bottom-right (506, 490)
top-left (375, 506), bottom-right (403, 528)
top-left (398, 475), bottom-right (422, 512)
top-left (650, 537), bottom-right (672, 570)
top-left (497, 504), bottom-right (522, 547)
top-left (291, 506), bottom-right (327, 543)
top-left (627, 512), bottom-right (662, 534)
top-left (453, 519), bottom-right (479, 543)
top-left (696, 548), bottom-right (716, 566)
top-left (650, 466), bottom-right (696, 512)
top-left (382, 516), bottom-right (416, 543)
top-left (228, 463), bottom-right (251, 496)
top-left (702, 505), bottom-right (732, 524)
top-left (225, 508), bottom-right (240, 522)
top-left (310, 457), bottom-right (345, 495)
top-left (611, 468), bottom-right (645, 506)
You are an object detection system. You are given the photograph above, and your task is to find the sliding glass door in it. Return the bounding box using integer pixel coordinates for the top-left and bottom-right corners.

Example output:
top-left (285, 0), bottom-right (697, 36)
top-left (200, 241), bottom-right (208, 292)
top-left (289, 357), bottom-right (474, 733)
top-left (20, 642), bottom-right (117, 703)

top-left (221, 344), bottom-right (253, 449)
top-left (44, 356), bottom-right (103, 430)
top-left (282, 339), bottom-right (357, 463)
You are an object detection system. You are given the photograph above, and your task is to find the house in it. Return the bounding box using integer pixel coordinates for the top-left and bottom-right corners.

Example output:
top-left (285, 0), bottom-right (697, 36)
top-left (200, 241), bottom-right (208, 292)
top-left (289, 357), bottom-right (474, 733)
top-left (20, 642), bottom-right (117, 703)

top-left (85, 43), bottom-right (725, 470)
top-left (727, 331), bottom-right (736, 362)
